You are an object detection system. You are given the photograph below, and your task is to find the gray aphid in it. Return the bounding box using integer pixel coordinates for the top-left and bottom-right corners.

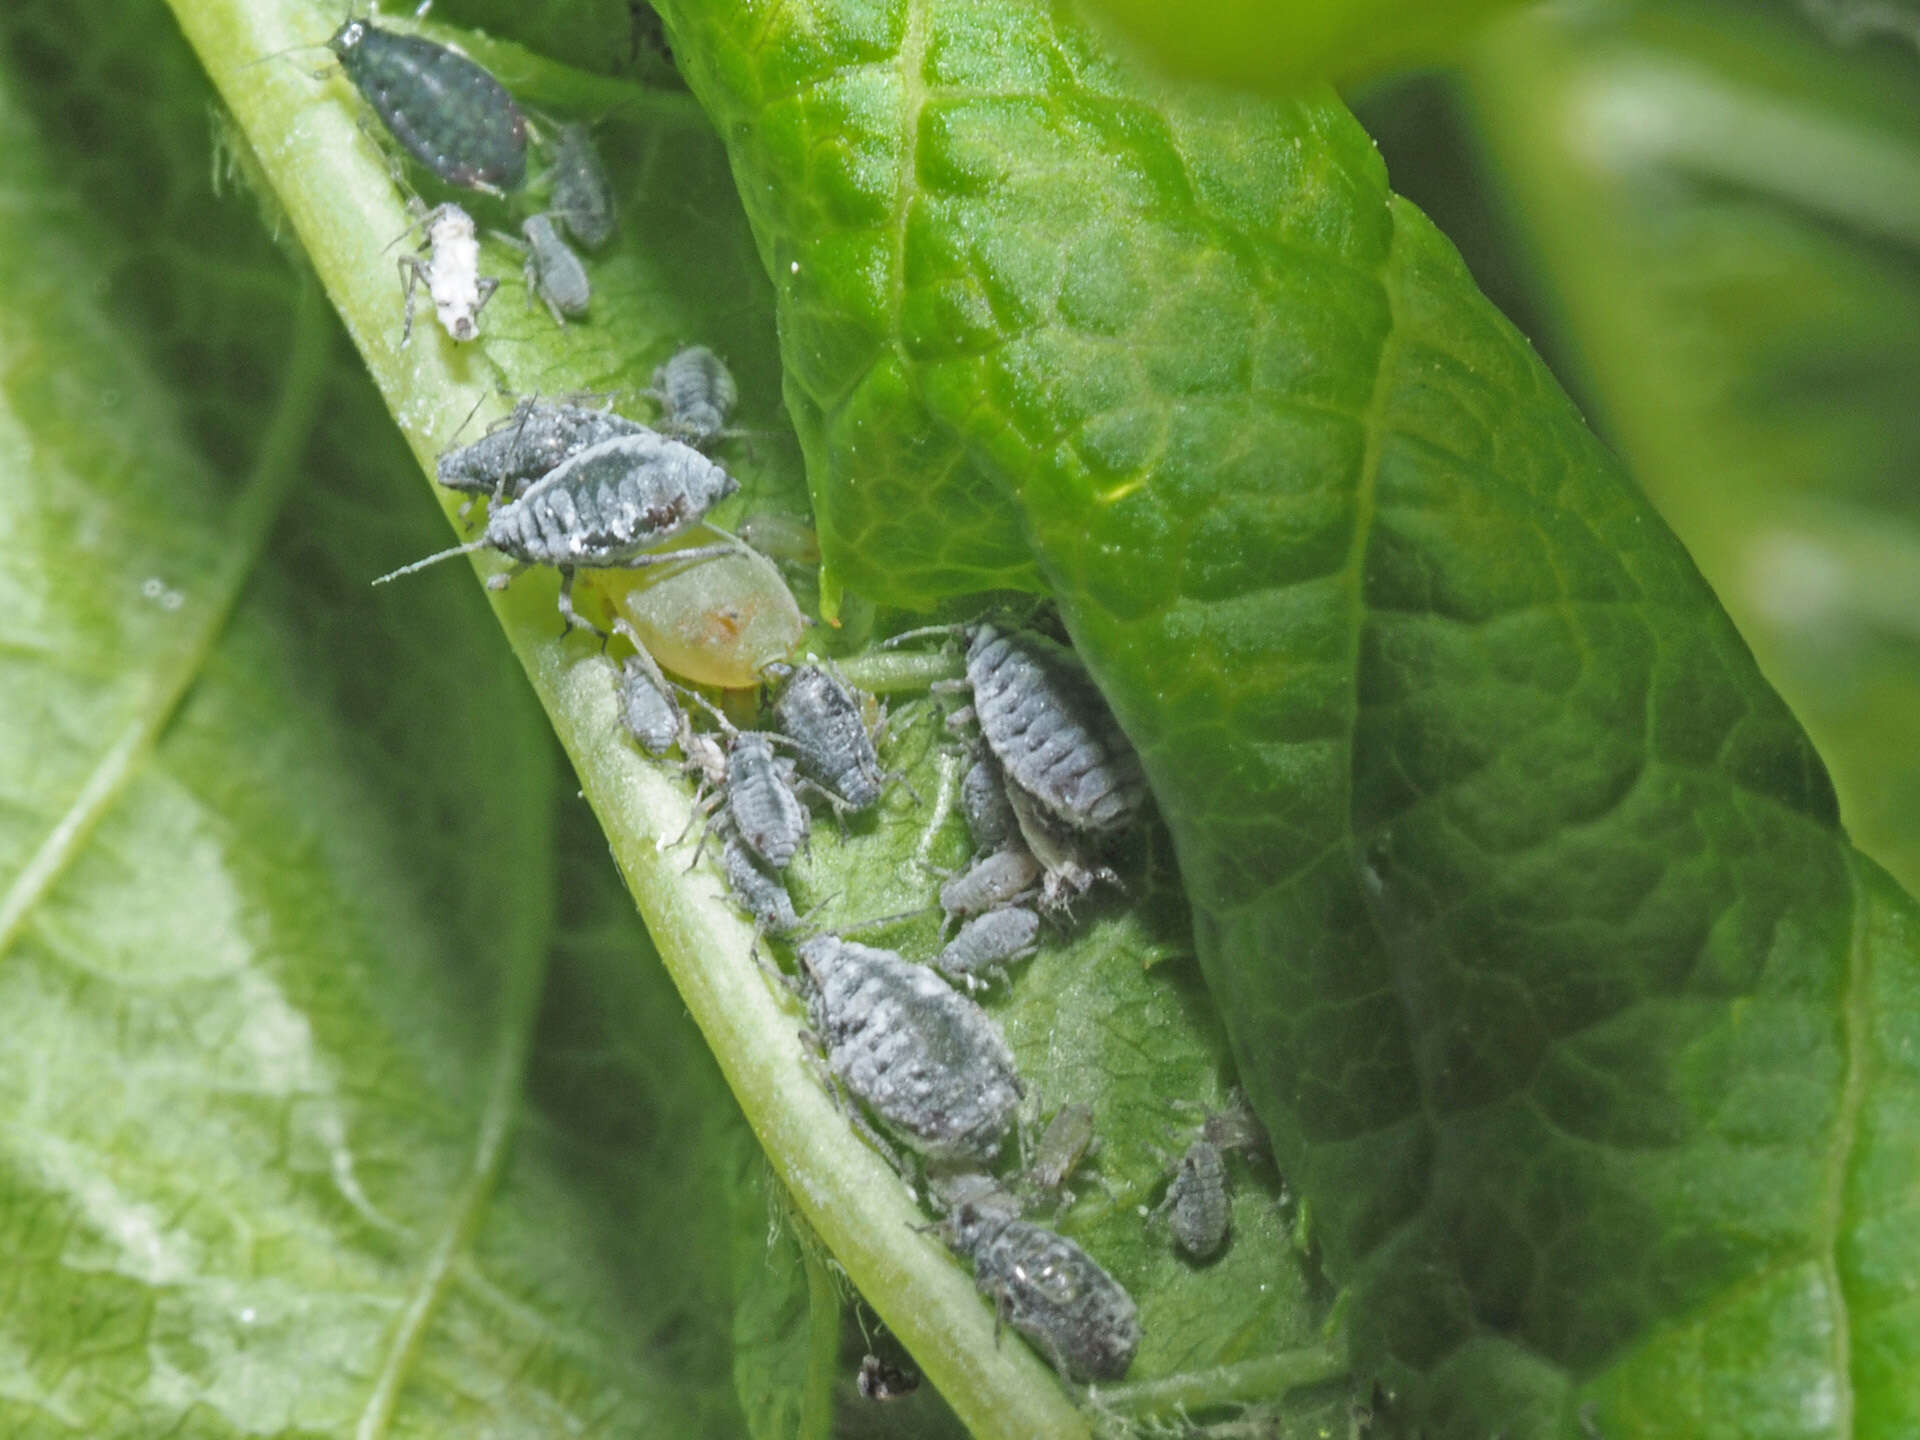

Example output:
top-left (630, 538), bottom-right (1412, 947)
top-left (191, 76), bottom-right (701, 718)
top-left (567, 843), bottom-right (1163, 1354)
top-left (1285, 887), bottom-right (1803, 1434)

top-left (773, 663), bottom-right (884, 813)
top-left (728, 731), bottom-right (809, 870)
top-left (618, 648), bottom-right (682, 756)
top-left (1004, 782), bottom-right (1121, 913)
top-left (960, 753), bottom-right (1018, 856)
top-left (1159, 1139), bottom-right (1231, 1261)
top-left (549, 122), bottom-right (615, 249)
top-left (373, 431), bottom-right (740, 632)
top-left (939, 847), bottom-right (1041, 926)
top-left (966, 622), bottom-right (1148, 834)
top-left (652, 344), bottom-right (738, 443)
top-left (722, 836), bottom-right (799, 935)
top-left (1028, 1102), bottom-right (1098, 1203)
top-left (517, 212), bottom-right (590, 324)
top-left (934, 906), bottom-right (1040, 989)
top-left (435, 400), bottom-right (649, 500)
top-left (796, 935), bottom-right (1022, 1166)
top-left (943, 1195), bottom-right (1140, 1382)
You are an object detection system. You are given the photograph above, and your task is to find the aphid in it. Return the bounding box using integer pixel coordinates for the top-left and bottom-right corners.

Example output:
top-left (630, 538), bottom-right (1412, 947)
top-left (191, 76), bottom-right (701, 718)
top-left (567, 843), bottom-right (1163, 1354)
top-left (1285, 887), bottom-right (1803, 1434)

top-left (933, 906), bottom-right (1040, 990)
top-left (511, 212), bottom-right (591, 325)
top-left (327, 19), bottom-right (528, 193)
top-left (722, 836), bottom-right (799, 936)
top-left (549, 122), bottom-right (616, 249)
top-left (771, 662), bottom-right (885, 813)
top-left (942, 1193), bottom-right (1140, 1382)
top-left (965, 623), bottom-right (1148, 834)
top-left (1157, 1139), bottom-right (1231, 1261)
top-left (960, 753), bottom-right (1017, 856)
top-left (396, 202), bottom-right (497, 344)
top-left (855, 1353), bottom-right (921, 1403)
top-left (652, 344), bottom-right (738, 443)
top-left (608, 540), bottom-right (806, 689)
top-left (1004, 782), bottom-right (1121, 914)
top-left (372, 431), bottom-right (740, 633)
top-left (938, 847), bottom-right (1041, 930)
top-left (617, 644), bottom-right (682, 756)
top-left (1027, 1103), bottom-right (1098, 1205)
top-left (727, 731), bottom-right (809, 870)
top-left (435, 400), bottom-right (648, 501)
top-left (794, 935), bottom-right (1022, 1167)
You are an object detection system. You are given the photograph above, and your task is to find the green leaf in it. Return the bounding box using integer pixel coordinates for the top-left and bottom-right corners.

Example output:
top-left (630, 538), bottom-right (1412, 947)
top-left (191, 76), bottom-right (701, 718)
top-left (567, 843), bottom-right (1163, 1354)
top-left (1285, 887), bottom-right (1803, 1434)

top-left (0, 7), bottom-right (748, 1430)
top-left (1076, 0), bottom-right (1524, 91)
top-left (1457, 0), bottom-right (1920, 899)
top-left (651, 0), bottom-right (1920, 1432)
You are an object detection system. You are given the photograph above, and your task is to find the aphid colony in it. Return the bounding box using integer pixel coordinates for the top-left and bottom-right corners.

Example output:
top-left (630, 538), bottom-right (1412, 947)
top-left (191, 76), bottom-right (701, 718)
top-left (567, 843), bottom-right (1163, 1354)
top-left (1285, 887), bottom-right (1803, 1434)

top-left (303, 15), bottom-right (620, 343)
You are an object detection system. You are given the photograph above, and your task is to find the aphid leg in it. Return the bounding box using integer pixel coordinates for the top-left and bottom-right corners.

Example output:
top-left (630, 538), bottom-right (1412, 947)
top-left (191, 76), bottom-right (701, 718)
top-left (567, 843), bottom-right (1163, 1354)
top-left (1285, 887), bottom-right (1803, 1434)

top-left (397, 254), bottom-right (425, 346)
top-left (473, 275), bottom-right (501, 323)
top-left (553, 568), bottom-right (610, 641)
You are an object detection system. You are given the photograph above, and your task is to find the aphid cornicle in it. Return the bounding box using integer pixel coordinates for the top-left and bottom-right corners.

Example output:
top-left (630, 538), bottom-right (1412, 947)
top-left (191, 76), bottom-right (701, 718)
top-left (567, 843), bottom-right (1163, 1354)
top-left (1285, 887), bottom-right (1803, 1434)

top-left (965, 622), bottom-right (1148, 835)
top-left (934, 906), bottom-right (1040, 990)
top-left (726, 731), bottom-right (809, 870)
top-left (652, 344), bottom-right (738, 443)
top-left (514, 212), bottom-right (591, 325)
top-left (435, 400), bottom-right (649, 501)
top-left (373, 431), bottom-right (740, 633)
top-left (396, 201), bottom-right (497, 345)
top-left (327, 20), bottom-right (528, 193)
top-left (942, 1195), bottom-right (1140, 1383)
top-left (771, 663), bottom-right (885, 813)
top-left (549, 122), bottom-right (616, 249)
top-left (794, 935), bottom-right (1023, 1167)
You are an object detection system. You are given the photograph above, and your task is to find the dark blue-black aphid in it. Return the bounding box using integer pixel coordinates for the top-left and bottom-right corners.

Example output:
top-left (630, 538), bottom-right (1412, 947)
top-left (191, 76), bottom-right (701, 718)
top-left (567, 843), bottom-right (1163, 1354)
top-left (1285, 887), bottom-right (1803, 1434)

top-left (328, 19), bottom-right (528, 193)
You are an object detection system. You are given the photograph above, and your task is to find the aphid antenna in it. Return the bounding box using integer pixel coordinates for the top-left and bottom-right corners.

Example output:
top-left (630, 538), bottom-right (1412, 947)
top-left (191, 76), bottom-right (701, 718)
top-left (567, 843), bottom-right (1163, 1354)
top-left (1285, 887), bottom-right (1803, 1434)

top-left (371, 536), bottom-right (491, 585)
top-left (235, 38), bottom-right (333, 71)
top-left (878, 622), bottom-right (966, 652)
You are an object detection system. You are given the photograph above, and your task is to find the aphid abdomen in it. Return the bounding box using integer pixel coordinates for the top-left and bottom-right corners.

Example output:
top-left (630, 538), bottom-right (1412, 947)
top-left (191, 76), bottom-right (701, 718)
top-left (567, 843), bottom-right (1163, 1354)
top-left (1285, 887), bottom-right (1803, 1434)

top-left (435, 403), bottom-right (650, 497)
top-left (722, 837), bottom-right (798, 934)
top-left (329, 23), bottom-right (527, 192)
top-left (521, 212), bottom-right (590, 323)
top-left (966, 624), bottom-right (1147, 833)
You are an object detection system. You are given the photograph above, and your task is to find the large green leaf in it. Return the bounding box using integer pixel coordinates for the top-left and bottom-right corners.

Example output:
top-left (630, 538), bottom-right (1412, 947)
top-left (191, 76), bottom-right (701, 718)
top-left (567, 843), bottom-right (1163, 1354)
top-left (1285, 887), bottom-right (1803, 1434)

top-left (1458, 0), bottom-right (1920, 899)
top-left (651, 0), bottom-right (1920, 1432)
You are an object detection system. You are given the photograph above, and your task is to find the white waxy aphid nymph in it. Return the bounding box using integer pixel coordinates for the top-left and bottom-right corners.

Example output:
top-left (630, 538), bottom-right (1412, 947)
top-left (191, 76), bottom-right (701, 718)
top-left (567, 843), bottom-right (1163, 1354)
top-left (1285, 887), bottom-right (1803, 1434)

top-left (397, 202), bottom-right (498, 344)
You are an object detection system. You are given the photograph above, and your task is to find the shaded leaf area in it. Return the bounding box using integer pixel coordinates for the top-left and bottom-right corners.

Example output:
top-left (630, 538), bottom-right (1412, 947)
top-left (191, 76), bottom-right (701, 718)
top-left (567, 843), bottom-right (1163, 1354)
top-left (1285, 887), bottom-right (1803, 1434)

top-left (653, 0), bottom-right (1920, 1433)
top-left (1074, 0), bottom-right (1521, 93)
top-left (1458, 0), bottom-right (1920, 898)
top-left (0, 4), bottom-right (749, 1431)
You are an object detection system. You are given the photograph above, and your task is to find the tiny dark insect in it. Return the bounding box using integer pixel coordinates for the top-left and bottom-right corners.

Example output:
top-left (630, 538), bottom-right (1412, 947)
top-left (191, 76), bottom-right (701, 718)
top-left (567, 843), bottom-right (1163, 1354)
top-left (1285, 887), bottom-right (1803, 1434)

top-left (435, 399), bottom-right (650, 502)
top-left (374, 431), bottom-right (740, 633)
top-left (942, 1193), bottom-right (1140, 1382)
top-left (327, 19), bottom-right (527, 193)
top-left (771, 662), bottom-right (885, 814)
top-left (549, 122), bottom-right (616, 249)
top-left (855, 1353), bottom-right (920, 1402)
top-left (617, 643), bottom-right (682, 756)
top-left (796, 935), bottom-right (1023, 1167)
top-left (1157, 1138), bottom-right (1231, 1261)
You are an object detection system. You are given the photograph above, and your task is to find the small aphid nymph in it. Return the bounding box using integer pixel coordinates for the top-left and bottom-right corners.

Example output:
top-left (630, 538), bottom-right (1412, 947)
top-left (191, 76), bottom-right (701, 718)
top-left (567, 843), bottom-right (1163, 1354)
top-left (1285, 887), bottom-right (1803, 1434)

top-left (1158, 1138), bottom-right (1231, 1261)
top-left (772, 663), bottom-right (885, 813)
top-left (327, 20), bottom-right (528, 193)
top-left (435, 399), bottom-right (649, 501)
top-left (960, 753), bottom-right (1018, 856)
top-left (549, 122), bottom-right (616, 249)
top-left (513, 212), bottom-right (591, 325)
top-left (727, 732), bottom-right (809, 870)
top-left (934, 906), bottom-right (1040, 990)
top-left (938, 847), bottom-right (1041, 928)
top-left (397, 202), bottom-right (497, 345)
top-left (795, 936), bottom-right (1023, 1167)
top-left (942, 1196), bottom-right (1140, 1382)
top-left (652, 344), bottom-right (738, 443)
top-left (617, 644), bottom-right (682, 756)
top-left (1027, 1102), bottom-right (1098, 1204)
top-left (721, 836), bottom-right (799, 936)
